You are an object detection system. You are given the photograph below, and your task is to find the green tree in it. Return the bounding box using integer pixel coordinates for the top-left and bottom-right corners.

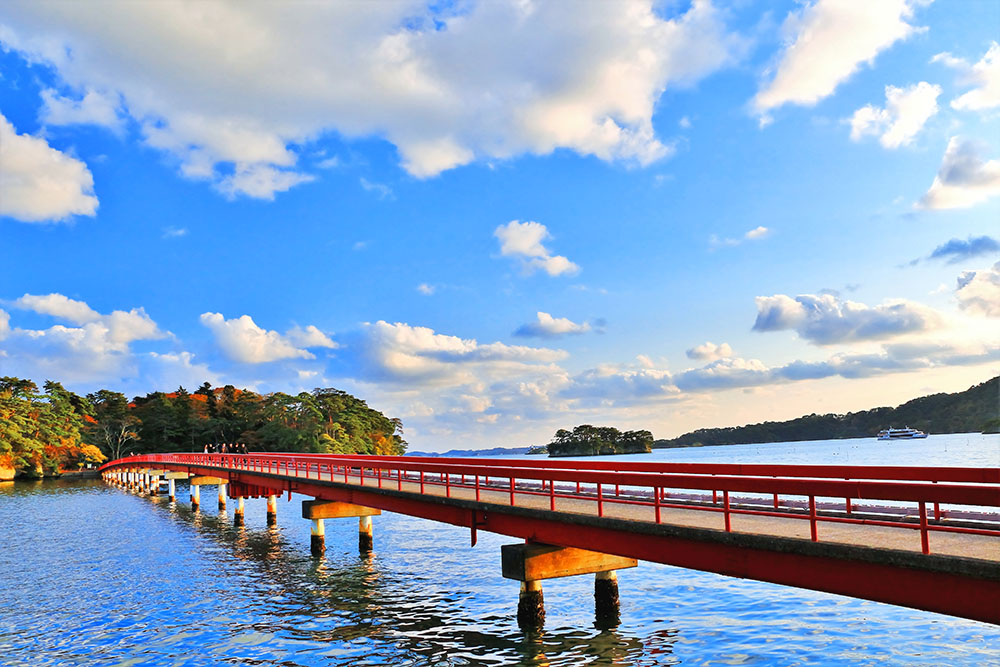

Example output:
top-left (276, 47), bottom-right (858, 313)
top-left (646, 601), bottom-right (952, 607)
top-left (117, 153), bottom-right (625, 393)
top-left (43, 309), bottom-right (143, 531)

top-left (88, 389), bottom-right (139, 460)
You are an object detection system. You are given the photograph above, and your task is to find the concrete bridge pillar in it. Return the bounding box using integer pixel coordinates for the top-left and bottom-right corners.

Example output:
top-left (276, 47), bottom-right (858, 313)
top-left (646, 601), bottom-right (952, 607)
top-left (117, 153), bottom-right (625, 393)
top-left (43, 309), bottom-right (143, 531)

top-left (164, 472), bottom-right (187, 502)
top-left (218, 483), bottom-right (227, 510)
top-left (301, 500), bottom-right (381, 557)
top-left (359, 516), bottom-right (374, 552)
top-left (501, 543), bottom-right (637, 631)
top-left (189, 476), bottom-right (225, 511)
top-left (518, 580), bottom-right (545, 629)
top-left (311, 519), bottom-right (325, 557)
top-left (594, 570), bottom-right (621, 628)
top-left (266, 495), bottom-right (278, 526)
top-left (234, 496), bottom-right (245, 526)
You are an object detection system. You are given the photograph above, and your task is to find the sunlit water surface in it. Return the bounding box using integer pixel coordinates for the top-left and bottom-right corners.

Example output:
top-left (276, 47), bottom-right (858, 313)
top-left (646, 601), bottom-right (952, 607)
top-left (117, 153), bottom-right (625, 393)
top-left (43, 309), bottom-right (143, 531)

top-left (1, 434), bottom-right (997, 666)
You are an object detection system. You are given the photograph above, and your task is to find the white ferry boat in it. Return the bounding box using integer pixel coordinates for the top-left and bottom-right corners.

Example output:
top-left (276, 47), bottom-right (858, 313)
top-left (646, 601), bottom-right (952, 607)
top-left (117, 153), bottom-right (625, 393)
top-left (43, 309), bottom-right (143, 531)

top-left (876, 427), bottom-right (928, 440)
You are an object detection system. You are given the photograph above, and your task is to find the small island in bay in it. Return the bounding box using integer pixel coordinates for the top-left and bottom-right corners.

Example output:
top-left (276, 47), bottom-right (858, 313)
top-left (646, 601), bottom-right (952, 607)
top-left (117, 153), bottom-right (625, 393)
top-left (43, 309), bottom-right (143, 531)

top-left (546, 425), bottom-right (654, 457)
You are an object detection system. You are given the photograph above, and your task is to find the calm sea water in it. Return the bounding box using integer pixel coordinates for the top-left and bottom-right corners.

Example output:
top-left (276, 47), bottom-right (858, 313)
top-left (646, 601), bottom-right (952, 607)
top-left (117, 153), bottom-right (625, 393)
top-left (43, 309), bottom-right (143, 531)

top-left (1, 434), bottom-right (997, 666)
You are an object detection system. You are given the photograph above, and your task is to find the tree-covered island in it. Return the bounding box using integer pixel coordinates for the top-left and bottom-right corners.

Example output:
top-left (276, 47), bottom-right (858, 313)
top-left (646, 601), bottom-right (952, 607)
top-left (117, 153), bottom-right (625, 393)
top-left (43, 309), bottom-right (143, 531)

top-left (547, 425), bottom-right (654, 457)
top-left (0, 377), bottom-right (405, 481)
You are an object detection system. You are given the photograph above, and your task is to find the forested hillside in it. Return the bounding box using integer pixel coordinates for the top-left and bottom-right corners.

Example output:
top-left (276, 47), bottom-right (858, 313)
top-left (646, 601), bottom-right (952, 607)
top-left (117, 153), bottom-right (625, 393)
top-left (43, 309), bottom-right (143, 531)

top-left (654, 376), bottom-right (999, 449)
top-left (1, 378), bottom-right (405, 479)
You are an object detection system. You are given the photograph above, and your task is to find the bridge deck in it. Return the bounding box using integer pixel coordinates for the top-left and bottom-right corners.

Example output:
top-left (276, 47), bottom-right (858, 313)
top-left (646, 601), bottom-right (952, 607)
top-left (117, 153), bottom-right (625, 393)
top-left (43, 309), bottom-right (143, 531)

top-left (337, 471), bottom-right (1000, 562)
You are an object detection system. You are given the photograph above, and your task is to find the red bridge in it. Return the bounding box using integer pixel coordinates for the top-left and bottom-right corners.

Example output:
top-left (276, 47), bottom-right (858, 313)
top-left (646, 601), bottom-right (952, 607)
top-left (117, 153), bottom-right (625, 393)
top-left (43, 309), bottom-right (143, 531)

top-left (100, 453), bottom-right (1000, 628)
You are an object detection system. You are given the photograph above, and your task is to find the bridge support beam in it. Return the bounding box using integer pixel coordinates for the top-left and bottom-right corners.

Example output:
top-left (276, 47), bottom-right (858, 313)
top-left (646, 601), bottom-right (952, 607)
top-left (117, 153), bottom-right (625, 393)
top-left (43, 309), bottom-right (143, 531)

top-left (266, 495), bottom-right (278, 526)
top-left (234, 497), bottom-right (245, 526)
top-left (190, 483), bottom-right (201, 510)
top-left (168, 479), bottom-right (176, 502)
top-left (301, 500), bottom-right (381, 556)
top-left (501, 543), bottom-right (637, 631)
top-left (218, 483), bottom-right (227, 510)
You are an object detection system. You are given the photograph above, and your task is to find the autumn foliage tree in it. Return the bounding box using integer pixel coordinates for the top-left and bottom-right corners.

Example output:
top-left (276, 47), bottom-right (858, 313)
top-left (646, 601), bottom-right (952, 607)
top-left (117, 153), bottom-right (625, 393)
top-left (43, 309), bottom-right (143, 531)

top-left (0, 377), bottom-right (107, 478)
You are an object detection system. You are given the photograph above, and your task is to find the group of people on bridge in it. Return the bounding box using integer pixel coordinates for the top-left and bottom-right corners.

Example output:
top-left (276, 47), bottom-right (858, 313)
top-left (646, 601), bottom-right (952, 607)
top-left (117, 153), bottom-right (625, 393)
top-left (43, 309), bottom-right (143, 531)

top-left (203, 442), bottom-right (248, 455)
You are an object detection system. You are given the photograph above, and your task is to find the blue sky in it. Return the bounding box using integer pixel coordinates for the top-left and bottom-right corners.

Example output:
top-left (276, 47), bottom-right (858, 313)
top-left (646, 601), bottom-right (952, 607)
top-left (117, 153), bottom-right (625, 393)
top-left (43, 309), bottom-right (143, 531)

top-left (1, 0), bottom-right (998, 451)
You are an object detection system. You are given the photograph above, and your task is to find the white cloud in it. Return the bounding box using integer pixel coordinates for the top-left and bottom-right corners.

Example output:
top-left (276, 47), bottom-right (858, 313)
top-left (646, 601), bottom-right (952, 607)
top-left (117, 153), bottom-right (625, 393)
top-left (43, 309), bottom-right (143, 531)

top-left (755, 0), bottom-right (923, 114)
top-left (199, 312), bottom-right (331, 363)
top-left (40, 87), bottom-right (121, 130)
top-left (13, 293), bottom-right (101, 324)
top-left (0, 295), bottom-right (165, 383)
top-left (918, 137), bottom-right (1000, 210)
top-left (686, 341), bottom-right (733, 361)
top-left (416, 283), bottom-right (435, 296)
top-left (956, 262), bottom-right (1000, 317)
top-left (565, 364), bottom-right (678, 402)
top-left (215, 164), bottom-right (314, 201)
top-left (162, 226), bottom-right (187, 239)
top-left (0, 1), bottom-right (741, 198)
top-left (0, 111), bottom-right (98, 223)
top-left (139, 351), bottom-right (219, 392)
top-left (710, 226), bottom-right (770, 249)
top-left (849, 82), bottom-right (940, 148)
top-left (495, 220), bottom-right (579, 276)
top-left (0, 309), bottom-right (9, 340)
top-left (347, 320), bottom-right (566, 386)
top-left (933, 42), bottom-right (1000, 112)
top-left (752, 293), bottom-right (942, 345)
top-left (514, 312), bottom-right (591, 338)
top-left (675, 356), bottom-right (771, 391)
top-left (285, 325), bottom-right (338, 350)
top-left (360, 177), bottom-right (394, 200)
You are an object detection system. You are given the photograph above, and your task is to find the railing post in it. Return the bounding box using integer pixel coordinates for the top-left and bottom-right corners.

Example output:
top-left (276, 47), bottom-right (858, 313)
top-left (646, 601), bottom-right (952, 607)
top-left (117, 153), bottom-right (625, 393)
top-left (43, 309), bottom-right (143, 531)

top-left (420, 471), bottom-right (425, 494)
top-left (773, 493), bottom-right (779, 510)
top-left (919, 501), bottom-right (930, 554)
top-left (723, 490), bottom-right (730, 532)
top-left (933, 481), bottom-right (941, 521)
top-left (597, 483), bottom-right (604, 517)
top-left (377, 467), bottom-right (382, 488)
top-left (509, 477), bottom-right (515, 506)
top-left (475, 474), bottom-right (481, 501)
top-left (446, 471), bottom-right (451, 498)
top-left (809, 495), bottom-right (818, 542)
top-left (843, 477), bottom-right (851, 514)
top-left (397, 467), bottom-right (402, 490)
top-left (549, 477), bottom-right (556, 510)
top-left (655, 486), bottom-right (661, 524)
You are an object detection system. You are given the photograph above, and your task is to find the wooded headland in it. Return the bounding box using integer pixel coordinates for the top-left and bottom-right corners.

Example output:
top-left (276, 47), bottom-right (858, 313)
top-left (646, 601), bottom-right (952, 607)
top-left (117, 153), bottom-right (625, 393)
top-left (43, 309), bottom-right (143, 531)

top-left (653, 376), bottom-right (999, 449)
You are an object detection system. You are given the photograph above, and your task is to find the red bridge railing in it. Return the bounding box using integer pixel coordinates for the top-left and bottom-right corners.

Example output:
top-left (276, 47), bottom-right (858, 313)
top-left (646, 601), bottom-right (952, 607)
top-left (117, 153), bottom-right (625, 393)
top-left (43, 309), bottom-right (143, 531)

top-left (102, 453), bottom-right (1000, 556)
